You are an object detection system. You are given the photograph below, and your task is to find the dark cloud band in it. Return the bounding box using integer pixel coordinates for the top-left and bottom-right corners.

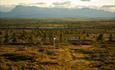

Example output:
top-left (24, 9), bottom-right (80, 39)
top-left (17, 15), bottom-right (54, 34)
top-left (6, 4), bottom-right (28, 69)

top-left (53, 1), bottom-right (71, 6)
top-left (102, 5), bottom-right (115, 8)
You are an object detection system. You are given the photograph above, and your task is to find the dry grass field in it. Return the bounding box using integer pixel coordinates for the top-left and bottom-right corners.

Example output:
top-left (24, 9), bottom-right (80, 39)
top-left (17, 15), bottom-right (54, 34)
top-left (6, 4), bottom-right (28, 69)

top-left (0, 44), bottom-right (114, 70)
top-left (0, 18), bottom-right (115, 70)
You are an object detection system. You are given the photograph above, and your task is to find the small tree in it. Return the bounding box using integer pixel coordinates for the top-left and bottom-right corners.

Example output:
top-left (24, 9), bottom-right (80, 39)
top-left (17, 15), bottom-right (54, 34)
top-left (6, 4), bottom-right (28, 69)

top-left (96, 33), bottom-right (105, 48)
top-left (109, 33), bottom-right (112, 41)
top-left (96, 33), bottom-right (104, 43)
top-left (10, 33), bottom-right (17, 43)
top-left (4, 33), bottom-right (9, 43)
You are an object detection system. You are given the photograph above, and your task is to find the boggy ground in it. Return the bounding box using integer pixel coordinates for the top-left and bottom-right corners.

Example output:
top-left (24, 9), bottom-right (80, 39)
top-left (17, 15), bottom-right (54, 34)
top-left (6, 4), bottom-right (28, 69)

top-left (0, 44), bottom-right (115, 70)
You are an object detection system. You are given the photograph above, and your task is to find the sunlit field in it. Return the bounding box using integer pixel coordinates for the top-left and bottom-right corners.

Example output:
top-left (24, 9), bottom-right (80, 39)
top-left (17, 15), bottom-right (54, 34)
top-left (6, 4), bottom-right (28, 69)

top-left (0, 18), bottom-right (115, 70)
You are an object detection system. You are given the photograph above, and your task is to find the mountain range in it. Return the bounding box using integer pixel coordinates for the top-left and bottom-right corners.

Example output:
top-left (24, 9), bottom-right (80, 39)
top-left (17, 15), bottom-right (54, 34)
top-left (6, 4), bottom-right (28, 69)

top-left (0, 5), bottom-right (115, 18)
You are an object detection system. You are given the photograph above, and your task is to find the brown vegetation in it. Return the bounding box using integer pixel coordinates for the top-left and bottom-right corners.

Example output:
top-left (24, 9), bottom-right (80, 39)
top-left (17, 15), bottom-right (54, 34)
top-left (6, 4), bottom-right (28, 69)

top-left (0, 19), bottom-right (115, 70)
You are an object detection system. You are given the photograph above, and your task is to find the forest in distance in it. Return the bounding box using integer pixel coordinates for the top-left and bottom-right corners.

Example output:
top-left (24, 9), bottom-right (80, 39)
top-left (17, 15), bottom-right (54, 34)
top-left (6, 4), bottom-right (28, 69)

top-left (0, 18), bottom-right (115, 70)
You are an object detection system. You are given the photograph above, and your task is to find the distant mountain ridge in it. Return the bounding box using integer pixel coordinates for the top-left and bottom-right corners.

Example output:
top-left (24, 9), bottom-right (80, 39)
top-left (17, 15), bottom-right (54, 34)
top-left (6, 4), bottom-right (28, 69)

top-left (0, 5), bottom-right (115, 18)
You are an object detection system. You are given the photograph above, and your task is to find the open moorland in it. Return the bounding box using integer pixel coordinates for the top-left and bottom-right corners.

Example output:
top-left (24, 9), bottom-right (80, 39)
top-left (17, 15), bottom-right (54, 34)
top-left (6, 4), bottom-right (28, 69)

top-left (0, 18), bottom-right (115, 70)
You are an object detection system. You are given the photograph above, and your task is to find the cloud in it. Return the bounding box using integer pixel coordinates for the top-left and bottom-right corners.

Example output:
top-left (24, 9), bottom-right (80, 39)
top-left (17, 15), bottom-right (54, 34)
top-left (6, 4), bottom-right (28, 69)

top-left (80, 0), bottom-right (91, 1)
top-left (19, 2), bottom-right (46, 5)
top-left (100, 5), bottom-right (115, 12)
top-left (0, 5), bottom-right (15, 12)
top-left (102, 5), bottom-right (115, 8)
top-left (53, 1), bottom-right (71, 6)
top-left (18, 2), bottom-right (49, 7)
top-left (30, 2), bottom-right (46, 5)
top-left (52, 1), bottom-right (72, 8)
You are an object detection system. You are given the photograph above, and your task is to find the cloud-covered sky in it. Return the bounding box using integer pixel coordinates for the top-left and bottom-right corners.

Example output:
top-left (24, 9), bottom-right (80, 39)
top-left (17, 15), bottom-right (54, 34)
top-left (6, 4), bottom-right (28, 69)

top-left (0, 0), bottom-right (115, 12)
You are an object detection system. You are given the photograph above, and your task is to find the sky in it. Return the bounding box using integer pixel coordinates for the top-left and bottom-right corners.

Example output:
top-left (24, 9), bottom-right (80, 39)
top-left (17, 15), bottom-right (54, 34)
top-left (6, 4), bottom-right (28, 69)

top-left (0, 0), bottom-right (115, 12)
